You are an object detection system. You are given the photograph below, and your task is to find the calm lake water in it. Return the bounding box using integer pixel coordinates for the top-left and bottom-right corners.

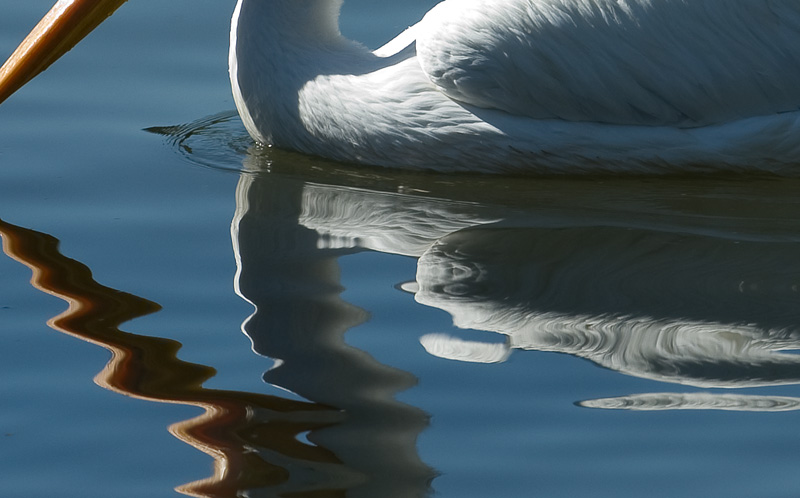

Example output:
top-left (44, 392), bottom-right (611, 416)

top-left (3, 2), bottom-right (800, 497)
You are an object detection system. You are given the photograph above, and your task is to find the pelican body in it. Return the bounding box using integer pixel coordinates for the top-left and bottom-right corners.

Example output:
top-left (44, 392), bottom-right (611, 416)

top-left (4, 0), bottom-right (800, 174)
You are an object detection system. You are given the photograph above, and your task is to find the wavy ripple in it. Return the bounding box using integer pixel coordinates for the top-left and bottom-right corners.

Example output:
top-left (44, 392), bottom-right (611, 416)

top-left (415, 225), bottom-right (800, 389)
top-left (579, 393), bottom-right (800, 411)
top-left (145, 110), bottom-right (252, 172)
top-left (420, 333), bottom-right (511, 363)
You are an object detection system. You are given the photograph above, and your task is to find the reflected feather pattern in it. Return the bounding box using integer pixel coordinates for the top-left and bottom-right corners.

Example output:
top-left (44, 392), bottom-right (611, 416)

top-left (579, 392), bottom-right (800, 411)
top-left (420, 333), bottom-right (512, 363)
top-left (414, 226), bottom-right (800, 388)
top-left (298, 184), bottom-right (501, 256)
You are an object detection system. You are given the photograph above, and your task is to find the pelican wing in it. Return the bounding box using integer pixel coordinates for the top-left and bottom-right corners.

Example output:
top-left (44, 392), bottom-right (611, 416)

top-left (416, 0), bottom-right (800, 127)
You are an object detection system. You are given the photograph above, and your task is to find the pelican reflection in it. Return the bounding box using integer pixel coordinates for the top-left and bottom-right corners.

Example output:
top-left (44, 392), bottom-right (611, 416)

top-left (414, 225), bottom-right (800, 390)
top-left (231, 171), bottom-right (434, 497)
top-left (223, 131), bottom-right (800, 413)
top-left (7, 115), bottom-right (800, 496)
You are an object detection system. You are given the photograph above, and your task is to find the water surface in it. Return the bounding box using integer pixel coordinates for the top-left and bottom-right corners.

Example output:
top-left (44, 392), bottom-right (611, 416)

top-left (2, 2), bottom-right (800, 497)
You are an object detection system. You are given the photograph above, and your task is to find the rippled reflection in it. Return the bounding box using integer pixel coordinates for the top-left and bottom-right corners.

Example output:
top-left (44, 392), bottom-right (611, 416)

top-left (194, 112), bottom-right (800, 413)
top-left (0, 217), bottom-right (432, 497)
top-left (579, 393), bottom-right (800, 412)
top-left (7, 114), bottom-right (800, 494)
top-left (416, 226), bottom-right (800, 389)
top-left (224, 163), bottom-right (800, 413)
top-left (231, 170), bottom-right (435, 498)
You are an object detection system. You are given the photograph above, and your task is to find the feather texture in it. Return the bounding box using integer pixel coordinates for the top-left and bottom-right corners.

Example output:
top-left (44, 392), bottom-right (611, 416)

top-left (230, 0), bottom-right (800, 174)
top-left (417, 0), bottom-right (800, 127)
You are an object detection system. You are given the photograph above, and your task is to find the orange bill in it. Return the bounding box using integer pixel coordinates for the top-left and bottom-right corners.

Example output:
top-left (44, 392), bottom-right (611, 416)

top-left (0, 0), bottom-right (128, 104)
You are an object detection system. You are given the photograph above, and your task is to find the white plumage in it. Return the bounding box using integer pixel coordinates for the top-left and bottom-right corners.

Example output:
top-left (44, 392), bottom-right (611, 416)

top-left (230, 0), bottom-right (800, 174)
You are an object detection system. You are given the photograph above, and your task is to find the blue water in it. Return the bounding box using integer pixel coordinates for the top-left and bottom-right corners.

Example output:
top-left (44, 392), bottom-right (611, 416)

top-left (3, 2), bottom-right (800, 497)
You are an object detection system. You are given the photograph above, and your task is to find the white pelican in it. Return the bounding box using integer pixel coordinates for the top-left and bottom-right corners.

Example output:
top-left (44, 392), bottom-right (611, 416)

top-left (2, 0), bottom-right (800, 174)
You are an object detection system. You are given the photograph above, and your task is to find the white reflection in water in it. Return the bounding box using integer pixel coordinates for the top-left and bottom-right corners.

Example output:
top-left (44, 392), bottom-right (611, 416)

top-left (167, 111), bottom-right (800, 439)
top-left (420, 333), bottom-right (511, 364)
top-left (229, 153), bottom-right (800, 414)
top-left (298, 184), bottom-right (501, 256)
top-left (232, 172), bottom-right (436, 497)
top-left (580, 393), bottom-right (800, 412)
top-left (414, 226), bottom-right (800, 391)
top-left (228, 156), bottom-right (800, 415)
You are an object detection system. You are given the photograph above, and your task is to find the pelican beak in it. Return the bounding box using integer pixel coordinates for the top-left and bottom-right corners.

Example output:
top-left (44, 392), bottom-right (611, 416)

top-left (0, 0), bottom-right (128, 104)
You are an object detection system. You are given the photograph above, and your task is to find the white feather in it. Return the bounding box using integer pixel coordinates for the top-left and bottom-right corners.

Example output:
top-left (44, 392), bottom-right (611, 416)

top-left (418, 0), bottom-right (800, 127)
top-left (230, 0), bottom-right (800, 174)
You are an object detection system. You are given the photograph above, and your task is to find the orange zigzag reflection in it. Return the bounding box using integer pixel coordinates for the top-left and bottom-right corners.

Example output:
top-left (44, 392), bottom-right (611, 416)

top-left (0, 218), bottom-right (342, 498)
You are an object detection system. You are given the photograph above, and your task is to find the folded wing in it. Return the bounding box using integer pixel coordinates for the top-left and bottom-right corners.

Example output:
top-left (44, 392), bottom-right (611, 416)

top-left (416, 0), bottom-right (800, 127)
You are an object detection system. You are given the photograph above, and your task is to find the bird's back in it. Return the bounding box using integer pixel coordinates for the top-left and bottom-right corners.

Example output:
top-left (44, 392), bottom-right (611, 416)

top-left (417, 0), bottom-right (800, 127)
